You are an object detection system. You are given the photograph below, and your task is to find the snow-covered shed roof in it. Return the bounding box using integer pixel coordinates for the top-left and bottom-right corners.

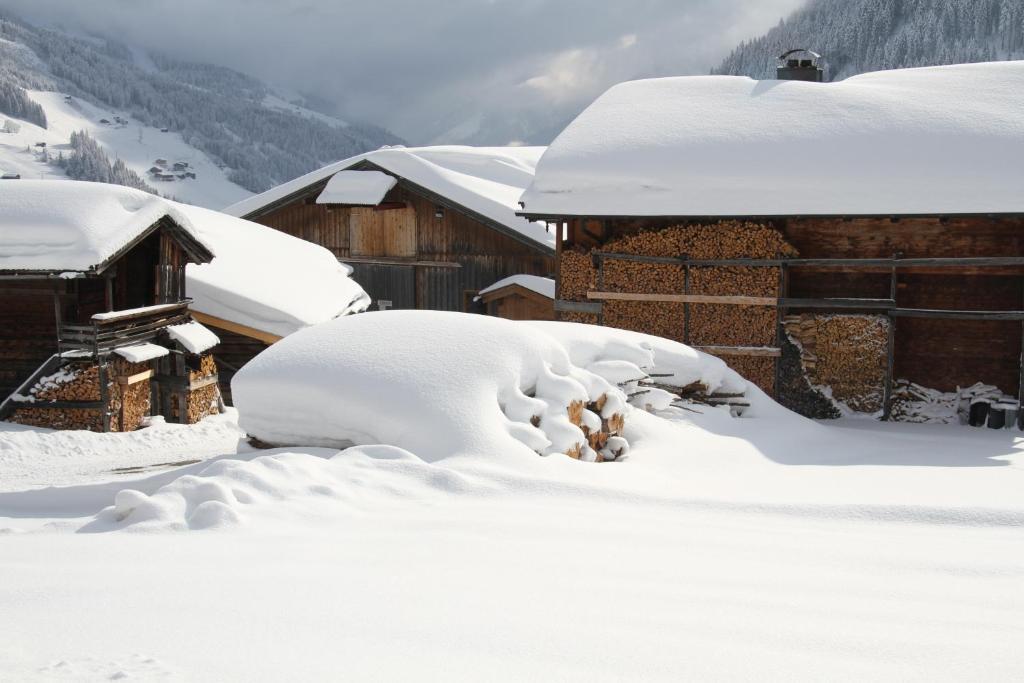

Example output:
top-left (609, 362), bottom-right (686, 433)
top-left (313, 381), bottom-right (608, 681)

top-left (0, 179), bottom-right (368, 338)
top-left (223, 145), bottom-right (555, 252)
top-left (316, 170), bottom-right (397, 205)
top-left (178, 203), bottom-right (371, 339)
top-left (0, 180), bottom-right (213, 273)
top-left (519, 61), bottom-right (1024, 218)
top-left (478, 275), bottom-right (555, 300)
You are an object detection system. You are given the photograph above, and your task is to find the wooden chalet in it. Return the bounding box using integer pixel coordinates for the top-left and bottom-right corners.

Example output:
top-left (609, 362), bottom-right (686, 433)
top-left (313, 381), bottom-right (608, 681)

top-left (519, 60), bottom-right (1024, 425)
top-left (0, 181), bottom-right (222, 432)
top-left (224, 146), bottom-right (556, 314)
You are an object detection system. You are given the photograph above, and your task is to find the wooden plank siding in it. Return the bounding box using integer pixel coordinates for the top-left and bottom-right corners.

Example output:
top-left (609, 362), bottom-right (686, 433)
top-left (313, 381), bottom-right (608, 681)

top-left (566, 214), bottom-right (1024, 396)
top-left (0, 280), bottom-right (65, 401)
top-left (250, 182), bottom-right (555, 313)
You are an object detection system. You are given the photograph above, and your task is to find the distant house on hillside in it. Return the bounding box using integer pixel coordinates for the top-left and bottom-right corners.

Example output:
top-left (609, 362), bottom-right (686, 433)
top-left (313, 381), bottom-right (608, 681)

top-left (519, 61), bottom-right (1024, 425)
top-left (224, 146), bottom-right (555, 314)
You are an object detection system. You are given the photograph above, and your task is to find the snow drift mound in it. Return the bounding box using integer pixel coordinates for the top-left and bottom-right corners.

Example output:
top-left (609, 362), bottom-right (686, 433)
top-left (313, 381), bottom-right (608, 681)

top-left (233, 311), bottom-right (749, 463)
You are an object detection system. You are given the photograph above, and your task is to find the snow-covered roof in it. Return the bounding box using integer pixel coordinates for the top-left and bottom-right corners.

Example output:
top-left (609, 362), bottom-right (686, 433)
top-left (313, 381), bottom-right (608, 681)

top-left (520, 61), bottom-right (1024, 217)
top-left (178, 202), bottom-right (371, 338)
top-left (478, 275), bottom-right (555, 300)
top-left (316, 170), bottom-right (396, 205)
top-left (223, 145), bottom-right (555, 251)
top-left (0, 180), bottom-right (213, 272)
top-left (166, 321), bottom-right (220, 354)
top-left (0, 178), bottom-right (368, 338)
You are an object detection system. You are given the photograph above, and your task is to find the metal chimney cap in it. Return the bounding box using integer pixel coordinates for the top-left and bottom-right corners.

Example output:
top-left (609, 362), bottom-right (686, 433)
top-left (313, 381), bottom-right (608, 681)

top-left (778, 48), bottom-right (821, 61)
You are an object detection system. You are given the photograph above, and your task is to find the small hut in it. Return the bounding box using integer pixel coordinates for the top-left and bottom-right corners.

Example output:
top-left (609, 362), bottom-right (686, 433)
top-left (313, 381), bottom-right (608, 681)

top-left (0, 181), bottom-right (220, 431)
top-left (518, 61), bottom-right (1024, 424)
top-left (476, 275), bottom-right (554, 321)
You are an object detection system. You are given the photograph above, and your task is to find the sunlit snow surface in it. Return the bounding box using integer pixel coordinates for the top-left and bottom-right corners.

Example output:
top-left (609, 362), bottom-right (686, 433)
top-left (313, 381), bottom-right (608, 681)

top-left (1, 315), bottom-right (1023, 681)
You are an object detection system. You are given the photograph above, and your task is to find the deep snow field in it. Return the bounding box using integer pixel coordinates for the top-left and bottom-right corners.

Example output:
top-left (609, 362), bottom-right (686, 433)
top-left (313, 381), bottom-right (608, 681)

top-left (1, 314), bottom-right (1023, 681)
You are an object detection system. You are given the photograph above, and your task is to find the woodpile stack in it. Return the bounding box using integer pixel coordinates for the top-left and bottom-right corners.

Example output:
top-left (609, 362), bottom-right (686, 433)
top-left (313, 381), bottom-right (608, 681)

top-left (170, 354), bottom-right (221, 424)
top-left (557, 221), bottom-right (796, 394)
top-left (565, 394), bottom-right (627, 463)
top-left (10, 358), bottom-right (152, 432)
top-left (559, 249), bottom-right (599, 324)
top-left (784, 314), bottom-right (889, 413)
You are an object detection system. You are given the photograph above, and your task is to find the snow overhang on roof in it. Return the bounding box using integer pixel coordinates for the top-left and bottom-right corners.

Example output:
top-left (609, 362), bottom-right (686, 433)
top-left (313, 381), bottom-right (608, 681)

top-left (316, 170), bottom-right (397, 206)
top-left (223, 146), bottom-right (555, 254)
top-left (477, 274), bottom-right (555, 301)
top-left (519, 61), bottom-right (1024, 218)
top-left (0, 180), bottom-right (214, 274)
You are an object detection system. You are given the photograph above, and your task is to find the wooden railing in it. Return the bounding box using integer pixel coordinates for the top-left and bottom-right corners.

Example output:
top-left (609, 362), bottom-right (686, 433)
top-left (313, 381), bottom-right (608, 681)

top-left (59, 300), bottom-right (192, 357)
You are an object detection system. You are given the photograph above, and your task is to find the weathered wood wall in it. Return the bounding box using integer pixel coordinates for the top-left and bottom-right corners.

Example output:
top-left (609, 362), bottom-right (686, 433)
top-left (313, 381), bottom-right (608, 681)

top-left (485, 291), bottom-right (555, 321)
top-left (563, 215), bottom-right (1024, 395)
top-left (201, 325), bottom-right (269, 405)
top-left (253, 183), bottom-right (555, 312)
top-left (0, 280), bottom-right (65, 401)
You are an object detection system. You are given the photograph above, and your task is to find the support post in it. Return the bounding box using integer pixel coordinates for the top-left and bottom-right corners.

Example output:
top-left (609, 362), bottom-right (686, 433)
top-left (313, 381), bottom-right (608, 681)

top-left (882, 254), bottom-right (898, 421)
top-left (52, 284), bottom-right (63, 352)
top-left (595, 246), bottom-right (605, 326)
top-left (774, 255), bottom-right (788, 401)
top-left (98, 359), bottom-right (111, 433)
top-left (683, 256), bottom-right (691, 344)
top-left (104, 272), bottom-right (114, 313)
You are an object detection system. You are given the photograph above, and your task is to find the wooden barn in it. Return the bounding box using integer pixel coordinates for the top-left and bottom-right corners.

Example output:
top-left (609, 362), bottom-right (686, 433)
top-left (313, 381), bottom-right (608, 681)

top-left (223, 146), bottom-right (556, 314)
top-left (519, 60), bottom-right (1024, 425)
top-left (0, 181), bottom-right (223, 432)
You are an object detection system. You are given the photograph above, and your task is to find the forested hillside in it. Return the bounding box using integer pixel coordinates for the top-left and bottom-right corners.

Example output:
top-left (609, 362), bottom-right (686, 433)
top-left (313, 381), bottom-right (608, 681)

top-left (715, 0), bottom-right (1024, 80)
top-left (0, 12), bottom-right (402, 193)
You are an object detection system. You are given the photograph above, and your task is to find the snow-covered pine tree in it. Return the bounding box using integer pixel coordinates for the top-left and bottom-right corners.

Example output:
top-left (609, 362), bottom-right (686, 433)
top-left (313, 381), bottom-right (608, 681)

top-left (64, 130), bottom-right (155, 193)
top-left (714, 0), bottom-right (1024, 81)
top-left (0, 73), bottom-right (46, 128)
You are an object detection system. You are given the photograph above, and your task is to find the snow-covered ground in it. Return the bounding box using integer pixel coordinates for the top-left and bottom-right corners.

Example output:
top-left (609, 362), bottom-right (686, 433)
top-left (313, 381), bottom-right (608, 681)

top-left (0, 91), bottom-right (252, 209)
top-left (1, 315), bottom-right (1022, 681)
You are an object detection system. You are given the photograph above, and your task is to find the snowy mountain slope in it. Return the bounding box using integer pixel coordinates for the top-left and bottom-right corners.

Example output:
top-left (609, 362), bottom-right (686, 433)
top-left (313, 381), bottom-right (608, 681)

top-left (0, 91), bottom-right (252, 208)
top-left (0, 12), bottom-right (402, 203)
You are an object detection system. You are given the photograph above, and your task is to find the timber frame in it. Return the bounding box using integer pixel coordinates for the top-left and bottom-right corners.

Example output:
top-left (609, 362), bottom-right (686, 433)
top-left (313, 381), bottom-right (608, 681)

top-left (539, 212), bottom-right (1024, 425)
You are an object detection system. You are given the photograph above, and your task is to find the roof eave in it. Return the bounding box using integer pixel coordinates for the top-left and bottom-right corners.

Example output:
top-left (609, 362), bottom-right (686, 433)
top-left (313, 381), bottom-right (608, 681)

top-left (241, 158), bottom-right (555, 257)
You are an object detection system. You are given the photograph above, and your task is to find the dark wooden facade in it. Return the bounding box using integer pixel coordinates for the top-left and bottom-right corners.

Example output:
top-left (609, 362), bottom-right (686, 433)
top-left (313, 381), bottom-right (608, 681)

top-left (240, 167), bottom-right (555, 312)
top-left (0, 219), bottom-right (214, 428)
top-left (549, 213), bottom-right (1024, 403)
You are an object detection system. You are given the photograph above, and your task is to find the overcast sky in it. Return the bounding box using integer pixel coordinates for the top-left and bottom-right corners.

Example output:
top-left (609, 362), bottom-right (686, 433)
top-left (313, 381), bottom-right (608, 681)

top-left (2, 0), bottom-right (804, 143)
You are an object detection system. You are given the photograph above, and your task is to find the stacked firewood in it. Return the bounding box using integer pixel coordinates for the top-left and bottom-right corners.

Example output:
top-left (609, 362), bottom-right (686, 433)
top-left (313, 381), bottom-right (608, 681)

top-left (784, 314), bottom-right (889, 413)
top-left (170, 354), bottom-right (221, 424)
top-left (564, 394), bottom-right (627, 463)
top-left (557, 221), bottom-right (796, 394)
top-left (11, 358), bottom-right (151, 432)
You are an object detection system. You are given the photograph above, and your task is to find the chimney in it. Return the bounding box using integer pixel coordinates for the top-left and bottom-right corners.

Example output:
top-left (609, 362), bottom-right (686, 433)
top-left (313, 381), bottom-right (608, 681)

top-left (776, 49), bottom-right (823, 82)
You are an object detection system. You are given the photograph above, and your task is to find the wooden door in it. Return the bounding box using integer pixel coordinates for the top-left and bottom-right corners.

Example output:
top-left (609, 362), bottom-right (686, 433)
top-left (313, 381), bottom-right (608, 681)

top-left (350, 206), bottom-right (416, 258)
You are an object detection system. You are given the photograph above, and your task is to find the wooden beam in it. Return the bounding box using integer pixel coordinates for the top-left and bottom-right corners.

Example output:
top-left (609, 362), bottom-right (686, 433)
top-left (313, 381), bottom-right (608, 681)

top-left (779, 298), bottom-right (895, 310)
top-left (554, 300), bottom-right (602, 314)
top-left (890, 309), bottom-right (1024, 321)
top-left (190, 311), bottom-right (282, 345)
top-left (116, 369), bottom-right (155, 386)
top-left (338, 256), bottom-right (462, 269)
top-left (694, 346), bottom-right (782, 358)
top-left (588, 291), bottom-right (778, 306)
